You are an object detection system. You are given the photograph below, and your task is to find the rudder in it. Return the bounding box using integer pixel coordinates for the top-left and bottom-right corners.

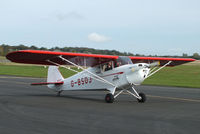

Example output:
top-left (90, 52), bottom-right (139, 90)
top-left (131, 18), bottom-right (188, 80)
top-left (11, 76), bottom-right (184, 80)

top-left (47, 66), bottom-right (64, 83)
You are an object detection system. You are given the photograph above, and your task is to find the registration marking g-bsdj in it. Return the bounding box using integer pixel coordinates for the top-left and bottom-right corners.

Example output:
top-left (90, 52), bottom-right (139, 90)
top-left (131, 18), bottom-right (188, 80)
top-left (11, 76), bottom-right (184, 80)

top-left (71, 77), bottom-right (92, 87)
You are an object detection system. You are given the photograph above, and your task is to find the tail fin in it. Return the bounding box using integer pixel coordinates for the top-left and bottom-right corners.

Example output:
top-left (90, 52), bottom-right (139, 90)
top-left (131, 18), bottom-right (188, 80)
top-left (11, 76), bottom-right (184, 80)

top-left (47, 66), bottom-right (64, 83)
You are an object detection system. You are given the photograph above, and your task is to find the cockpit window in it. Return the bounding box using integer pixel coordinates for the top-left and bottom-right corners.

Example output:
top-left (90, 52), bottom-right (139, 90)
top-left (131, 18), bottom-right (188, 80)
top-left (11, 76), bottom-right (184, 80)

top-left (100, 56), bottom-right (133, 71)
top-left (101, 61), bottom-right (113, 72)
top-left (116, 56), bottom-right (133, 66)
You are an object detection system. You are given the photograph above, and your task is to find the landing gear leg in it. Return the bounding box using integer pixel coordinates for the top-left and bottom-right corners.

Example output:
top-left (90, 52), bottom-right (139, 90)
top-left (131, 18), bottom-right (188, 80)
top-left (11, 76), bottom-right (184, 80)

top-left (126, 86), bottom-right (146, 103)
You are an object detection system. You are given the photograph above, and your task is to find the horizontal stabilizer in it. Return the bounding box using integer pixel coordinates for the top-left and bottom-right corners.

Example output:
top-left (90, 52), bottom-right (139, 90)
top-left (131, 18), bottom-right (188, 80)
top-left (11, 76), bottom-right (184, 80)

top-left (31, 81), bottom-right (64, 86)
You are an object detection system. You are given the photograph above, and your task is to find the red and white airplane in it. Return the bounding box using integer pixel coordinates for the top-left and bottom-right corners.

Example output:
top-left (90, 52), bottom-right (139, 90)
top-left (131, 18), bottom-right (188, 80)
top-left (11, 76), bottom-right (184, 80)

top-left (6, 50), bottom-right (195, 103)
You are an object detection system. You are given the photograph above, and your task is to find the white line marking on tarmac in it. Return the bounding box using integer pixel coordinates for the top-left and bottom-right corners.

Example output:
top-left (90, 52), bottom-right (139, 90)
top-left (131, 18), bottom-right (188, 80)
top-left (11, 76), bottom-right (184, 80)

top-left (147, 95), bottom-right (200, 103)
top-left (0, 79), bottom-right (28, 85)
top-left (120, 92), bottom-right (200, 103)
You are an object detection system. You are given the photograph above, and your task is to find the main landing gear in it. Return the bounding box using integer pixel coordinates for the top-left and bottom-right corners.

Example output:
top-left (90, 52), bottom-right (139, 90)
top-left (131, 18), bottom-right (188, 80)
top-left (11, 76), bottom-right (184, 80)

top-left (137, 92), bottom-right (146, 103)
top-left (105, 93), bottom-right (114, 103)
top-left (105, 86), bottom-right (146, 103)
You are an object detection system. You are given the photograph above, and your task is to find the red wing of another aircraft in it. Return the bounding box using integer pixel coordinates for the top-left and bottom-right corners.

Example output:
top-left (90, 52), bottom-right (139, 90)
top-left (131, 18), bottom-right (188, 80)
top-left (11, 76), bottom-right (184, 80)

top-left (6, 50), bottom-right (195, 66)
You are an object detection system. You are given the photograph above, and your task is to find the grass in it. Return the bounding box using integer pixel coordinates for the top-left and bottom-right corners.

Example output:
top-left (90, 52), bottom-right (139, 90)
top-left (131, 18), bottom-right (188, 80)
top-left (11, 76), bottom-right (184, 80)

top-left (0, 63), bottom-right (200, 88)
top-left (0, 56), bottom-right (5, 60)
top-left (0, 65), bottom-right (79, 78)
top-left (143, 65), bottom-right (200, 88)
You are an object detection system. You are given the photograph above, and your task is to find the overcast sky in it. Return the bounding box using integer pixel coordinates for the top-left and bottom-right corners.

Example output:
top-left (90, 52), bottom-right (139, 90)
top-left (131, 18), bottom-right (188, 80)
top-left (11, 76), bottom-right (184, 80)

top-left (0, 0), bottom-right (199, 55)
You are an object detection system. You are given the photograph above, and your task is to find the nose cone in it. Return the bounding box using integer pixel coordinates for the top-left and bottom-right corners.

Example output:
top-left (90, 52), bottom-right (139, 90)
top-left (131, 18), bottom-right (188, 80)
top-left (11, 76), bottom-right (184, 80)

top-left (126, 68), bottom-right (150, 85)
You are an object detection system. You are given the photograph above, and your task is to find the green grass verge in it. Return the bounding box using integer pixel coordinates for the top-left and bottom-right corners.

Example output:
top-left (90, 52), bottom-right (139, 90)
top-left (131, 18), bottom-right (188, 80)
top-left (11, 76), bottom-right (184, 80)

top-left (0, 56), bottom-right (5, 60)
top-left (0, 65), bottom-right (79, 78)
top-left (143, 65), bottom-right (200, 88)
top-left (0, 64), bottom-right (199, 88)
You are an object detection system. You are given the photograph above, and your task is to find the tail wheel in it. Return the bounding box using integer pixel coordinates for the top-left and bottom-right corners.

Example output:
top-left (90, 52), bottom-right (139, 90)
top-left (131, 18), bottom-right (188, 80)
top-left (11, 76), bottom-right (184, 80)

top-left (105, 93), bottom-right (114, 103)
top-left (137, 92), bottom-right (146, 103)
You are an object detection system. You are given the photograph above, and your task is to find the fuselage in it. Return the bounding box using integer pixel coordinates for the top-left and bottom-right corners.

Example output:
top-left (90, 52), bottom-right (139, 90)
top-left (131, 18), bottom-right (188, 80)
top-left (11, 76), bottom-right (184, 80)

top-left (49, 63), bottom-right (150, 92)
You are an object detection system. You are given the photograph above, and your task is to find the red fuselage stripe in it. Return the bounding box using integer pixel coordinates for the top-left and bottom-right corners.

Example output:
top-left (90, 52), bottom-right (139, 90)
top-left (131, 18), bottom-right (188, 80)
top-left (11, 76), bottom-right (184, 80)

top-left (101, 72), bottom-right (124, 77)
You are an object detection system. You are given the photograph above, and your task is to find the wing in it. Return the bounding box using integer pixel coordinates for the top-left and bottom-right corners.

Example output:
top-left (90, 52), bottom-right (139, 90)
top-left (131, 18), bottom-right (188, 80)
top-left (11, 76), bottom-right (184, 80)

top-left (6, 50), bottom-right (118, 67)
top-left (130, 56), bottom-right (195, 66)
top-left (6, 50), bottom-right (195, 67)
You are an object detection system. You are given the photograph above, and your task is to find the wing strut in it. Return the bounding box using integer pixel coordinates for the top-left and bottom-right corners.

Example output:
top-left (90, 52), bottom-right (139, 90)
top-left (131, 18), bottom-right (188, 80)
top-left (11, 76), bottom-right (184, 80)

top-left (58, 56), bottom-right (116, 87)
top-left (46, 56), bottom-right (117, 88)
top-left (47, 60), bottom-right (79, 73)
top-left (147, 61), bottom-right (172, 78)
top-left (48, 59), bottom-right (112, 86)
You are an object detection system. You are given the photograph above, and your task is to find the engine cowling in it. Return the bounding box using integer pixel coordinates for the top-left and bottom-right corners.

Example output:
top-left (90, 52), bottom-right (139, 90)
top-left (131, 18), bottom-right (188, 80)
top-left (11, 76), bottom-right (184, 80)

top-left (126, 65), bottom-right (150, 85)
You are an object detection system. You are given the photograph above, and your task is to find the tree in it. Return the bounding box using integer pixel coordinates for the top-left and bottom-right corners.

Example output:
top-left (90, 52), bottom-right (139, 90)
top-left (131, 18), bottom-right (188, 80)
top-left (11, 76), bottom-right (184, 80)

top-left (193, 53), bottom-right (200, 59)
top-left (17, 44), bottom-right (29, 50)
top-left (30, 45), bottom-right (38, 50)
top-left (0, 44), bottom-right (10, 56)
top-left (0, 45), bottom-right (3, 56)
top-left (182, 53), bottom-right (188, 58)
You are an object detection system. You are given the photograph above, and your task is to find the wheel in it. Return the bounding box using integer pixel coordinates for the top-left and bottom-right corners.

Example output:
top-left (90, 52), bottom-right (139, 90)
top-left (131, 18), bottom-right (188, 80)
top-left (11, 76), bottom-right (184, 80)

top-left (137, 92), bottom-right (146, 103)
top-left (105, 93), bottom-right (114, 103)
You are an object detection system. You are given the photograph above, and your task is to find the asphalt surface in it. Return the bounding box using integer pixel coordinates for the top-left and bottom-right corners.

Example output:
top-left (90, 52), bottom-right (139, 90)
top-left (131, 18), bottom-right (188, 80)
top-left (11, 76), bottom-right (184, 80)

top-left (0, 75), bottom-right (200, 134)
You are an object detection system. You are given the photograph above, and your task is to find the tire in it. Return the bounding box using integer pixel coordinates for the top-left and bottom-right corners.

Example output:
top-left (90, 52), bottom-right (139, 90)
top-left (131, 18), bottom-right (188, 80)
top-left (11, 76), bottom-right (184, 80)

top-left (105, 93), bottom-right (114, 103)
top-left (137, 92), bottom-right (146, 103)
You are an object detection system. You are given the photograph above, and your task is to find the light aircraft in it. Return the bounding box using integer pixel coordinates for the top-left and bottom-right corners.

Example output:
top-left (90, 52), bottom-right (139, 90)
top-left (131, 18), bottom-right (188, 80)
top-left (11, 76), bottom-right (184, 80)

top-left (6, 50), bottom-right (195, 103)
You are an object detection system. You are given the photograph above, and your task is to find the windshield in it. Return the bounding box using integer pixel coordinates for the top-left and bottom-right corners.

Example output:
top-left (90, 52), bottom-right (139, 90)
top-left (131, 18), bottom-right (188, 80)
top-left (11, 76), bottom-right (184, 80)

top-left (99, 56), bottom-right (133, 71)
top-left (116, 56), bottom-right (133, 66)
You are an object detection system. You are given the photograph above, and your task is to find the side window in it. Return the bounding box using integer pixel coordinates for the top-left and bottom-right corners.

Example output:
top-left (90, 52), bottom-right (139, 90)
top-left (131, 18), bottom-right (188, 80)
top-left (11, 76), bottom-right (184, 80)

top-left (101, 61), bottom-right (113, 72)
top-left (95, 65), bottom-right (101, 74)
top-left (114, 61), bottom-right (122, 68)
